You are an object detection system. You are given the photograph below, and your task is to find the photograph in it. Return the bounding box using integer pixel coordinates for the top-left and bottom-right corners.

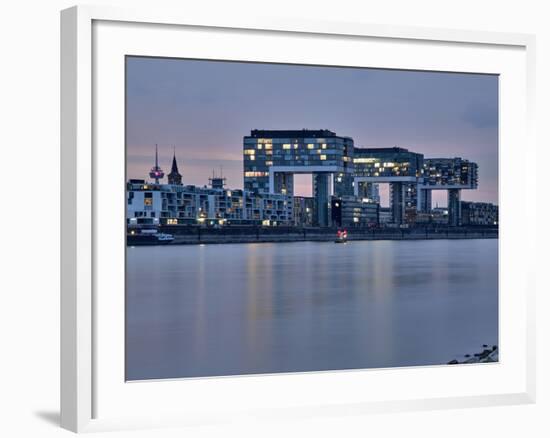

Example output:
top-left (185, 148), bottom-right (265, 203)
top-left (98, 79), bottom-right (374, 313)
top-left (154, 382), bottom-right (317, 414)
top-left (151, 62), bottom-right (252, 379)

top-left (125, 56), bottom-right (499, 381)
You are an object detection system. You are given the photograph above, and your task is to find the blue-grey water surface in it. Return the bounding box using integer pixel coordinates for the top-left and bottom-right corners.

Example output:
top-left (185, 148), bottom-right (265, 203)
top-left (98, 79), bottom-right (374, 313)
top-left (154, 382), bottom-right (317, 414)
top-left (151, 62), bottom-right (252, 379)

top-left (126, 239), bottom-right (498, 380)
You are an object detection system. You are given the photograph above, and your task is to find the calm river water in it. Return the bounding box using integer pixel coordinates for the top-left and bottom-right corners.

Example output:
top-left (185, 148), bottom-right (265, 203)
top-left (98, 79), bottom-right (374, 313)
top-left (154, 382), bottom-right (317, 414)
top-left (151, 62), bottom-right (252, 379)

top-left (126, 239), bottom-right (498, 380)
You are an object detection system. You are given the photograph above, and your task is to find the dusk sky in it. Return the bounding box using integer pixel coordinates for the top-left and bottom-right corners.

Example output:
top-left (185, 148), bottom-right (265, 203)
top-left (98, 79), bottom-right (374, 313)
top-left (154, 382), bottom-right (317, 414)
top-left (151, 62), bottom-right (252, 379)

top-left (126, 57), bottom-right (498, 206)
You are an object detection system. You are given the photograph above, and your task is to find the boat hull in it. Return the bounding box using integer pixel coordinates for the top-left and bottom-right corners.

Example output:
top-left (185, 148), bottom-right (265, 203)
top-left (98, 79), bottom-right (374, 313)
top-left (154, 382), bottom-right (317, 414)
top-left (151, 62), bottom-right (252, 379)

top-left (127, 235), bottom-right (174, 246)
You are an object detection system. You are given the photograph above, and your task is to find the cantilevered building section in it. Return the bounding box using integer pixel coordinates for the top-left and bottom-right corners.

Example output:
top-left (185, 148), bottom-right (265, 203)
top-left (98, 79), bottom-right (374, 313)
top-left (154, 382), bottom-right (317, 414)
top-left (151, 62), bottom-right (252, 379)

top-left (243, 129), bottom-right (355, 226)
top-left (353, 147), bottom-right (424, 225)
top-left (243, 131), bottom-right (480, 227)
top-left (421, 158), bottom-right (478, 226)
top-left (352, 147), bottom-right (478, 226)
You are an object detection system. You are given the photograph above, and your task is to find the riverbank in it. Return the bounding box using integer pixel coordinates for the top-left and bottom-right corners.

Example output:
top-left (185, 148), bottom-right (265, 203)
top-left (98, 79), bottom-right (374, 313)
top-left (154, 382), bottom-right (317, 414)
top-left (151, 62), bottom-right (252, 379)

top-left (448, 345), bottom-right (499, 364)
top-left (154, 226), bottom-right (498, 245)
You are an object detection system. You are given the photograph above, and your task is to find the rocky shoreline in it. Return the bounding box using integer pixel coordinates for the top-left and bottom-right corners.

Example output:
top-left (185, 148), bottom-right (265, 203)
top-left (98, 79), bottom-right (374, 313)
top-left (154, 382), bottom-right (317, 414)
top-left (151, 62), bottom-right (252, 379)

top-left (448, 345), bottom-right (498, 364)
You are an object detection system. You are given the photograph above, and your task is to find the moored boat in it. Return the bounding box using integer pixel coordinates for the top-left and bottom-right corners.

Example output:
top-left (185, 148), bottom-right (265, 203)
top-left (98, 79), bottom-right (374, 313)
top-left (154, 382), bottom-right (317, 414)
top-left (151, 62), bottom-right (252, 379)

top-left (335, 229), bottom-right (348, 243)
top-left (127, 228), bottom-right (174, 246)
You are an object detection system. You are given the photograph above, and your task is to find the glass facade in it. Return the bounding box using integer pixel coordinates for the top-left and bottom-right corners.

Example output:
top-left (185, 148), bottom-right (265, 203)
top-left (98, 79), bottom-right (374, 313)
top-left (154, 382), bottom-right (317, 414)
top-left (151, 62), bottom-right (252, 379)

top-left (126, 182), bottom-right (293, 226)
top-left (423, 158), bottom-right (478, 188)
top-left (243, 130), bottom-right (354, 196)
top-left (353, 147), bottom-right (424, 178)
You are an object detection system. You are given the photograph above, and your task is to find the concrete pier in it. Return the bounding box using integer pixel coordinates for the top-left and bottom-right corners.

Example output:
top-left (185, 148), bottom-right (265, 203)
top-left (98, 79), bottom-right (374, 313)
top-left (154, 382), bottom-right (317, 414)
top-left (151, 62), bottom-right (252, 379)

top-left (145, 225), bottom-right (499, 246)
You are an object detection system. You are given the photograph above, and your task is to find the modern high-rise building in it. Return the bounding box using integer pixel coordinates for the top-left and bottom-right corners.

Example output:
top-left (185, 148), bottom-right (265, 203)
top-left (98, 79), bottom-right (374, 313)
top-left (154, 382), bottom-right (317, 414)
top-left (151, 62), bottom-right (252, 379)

top-left (352, 147), bottom-right (478, 226)
top-left (243, 129), bottom-right (354, 226)
top-left (352, 147), bottom-right (423, 225)
top-left (243, 132), bottom-right (480, 227)
top-left (422, 158), bottom-right (478, 226)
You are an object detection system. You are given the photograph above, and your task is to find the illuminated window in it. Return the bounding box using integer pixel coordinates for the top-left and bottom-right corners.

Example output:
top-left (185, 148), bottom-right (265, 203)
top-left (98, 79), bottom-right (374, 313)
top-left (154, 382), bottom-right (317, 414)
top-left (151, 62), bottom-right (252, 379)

top-left (265, 161), bottom-right (273, 166)
top-left (264, 144), bottom-right (272, 150)
top-left (144, 198), bottom-right (153, 206)
top-left (294, 144), bottom-right (299, 149)
top-left (249, 155), bottom-right (255, 160)
top-left (354, 158), bottom-right (377, 164)
top-left (257, 144), bottom-right (263, 150)
top-left (307, 144), bottom-right (315, 149)
top-left (321, 143), bottom-right (327, 149)
top-left (320, 155), bottom-right (327, 160)
top-left (282, 144), bottom-right (291, 150)
top-left (244, 149), bottom-right (255, 155)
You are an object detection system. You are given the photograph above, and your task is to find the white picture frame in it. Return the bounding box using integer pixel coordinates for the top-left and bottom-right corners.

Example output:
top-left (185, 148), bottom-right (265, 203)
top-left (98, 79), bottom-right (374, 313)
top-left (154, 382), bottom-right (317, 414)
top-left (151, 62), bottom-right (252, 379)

top-left (60, 4), bottom-right (536, 433)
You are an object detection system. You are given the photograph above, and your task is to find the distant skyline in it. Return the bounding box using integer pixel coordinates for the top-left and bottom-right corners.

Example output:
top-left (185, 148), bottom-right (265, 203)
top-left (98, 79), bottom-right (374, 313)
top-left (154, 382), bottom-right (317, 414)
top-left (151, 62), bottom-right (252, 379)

top-left (126, 56), bottom-right (498, 206)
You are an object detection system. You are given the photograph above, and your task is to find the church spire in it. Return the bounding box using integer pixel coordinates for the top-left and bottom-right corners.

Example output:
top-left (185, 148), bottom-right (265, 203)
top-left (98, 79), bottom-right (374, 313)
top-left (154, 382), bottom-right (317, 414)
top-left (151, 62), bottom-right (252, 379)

top-left (168, 147), bottom-right (182, 185)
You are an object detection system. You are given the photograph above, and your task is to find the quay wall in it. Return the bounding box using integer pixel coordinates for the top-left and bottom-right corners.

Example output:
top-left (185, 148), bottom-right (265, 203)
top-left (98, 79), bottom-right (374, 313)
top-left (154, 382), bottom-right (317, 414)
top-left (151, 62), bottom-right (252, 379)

top-left (157, 226), bottom-right (498, 245)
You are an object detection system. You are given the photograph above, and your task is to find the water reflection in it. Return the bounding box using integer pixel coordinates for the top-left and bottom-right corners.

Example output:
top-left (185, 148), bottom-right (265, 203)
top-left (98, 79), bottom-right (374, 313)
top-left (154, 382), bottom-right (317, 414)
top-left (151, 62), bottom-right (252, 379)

top-left (126, 239), bottom-right (498, 380)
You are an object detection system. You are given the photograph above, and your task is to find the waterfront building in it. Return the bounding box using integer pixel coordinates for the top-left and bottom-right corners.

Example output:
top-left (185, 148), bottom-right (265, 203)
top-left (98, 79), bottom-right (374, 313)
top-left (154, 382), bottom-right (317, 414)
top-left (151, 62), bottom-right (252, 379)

top-left (242, 131), bottom-right (480, 227)
top-left (407, 208), bottom-right (449, 226)
top-left (127, 180), bottom-right (293, 227)
top-left (352, 146), bottom-right (424, 225)
top-left (331, 196), bottom-right (379, 228)
top-left (208, 171), bottom-right (226, 190)
top-left (422, 158), bottom-right (478, 226)
top-left (378, 207), bottom-right (392, 224)
top-left (352, 147), bottom-right (478, 226)
top-left (243, 129), bottom-right (355, 226)
top-left (461, 201), bottom-right (498, 226)
top-left (130, 140), bottom-right (483, 229)
top-left (293, 197), bottom-right (314, 227)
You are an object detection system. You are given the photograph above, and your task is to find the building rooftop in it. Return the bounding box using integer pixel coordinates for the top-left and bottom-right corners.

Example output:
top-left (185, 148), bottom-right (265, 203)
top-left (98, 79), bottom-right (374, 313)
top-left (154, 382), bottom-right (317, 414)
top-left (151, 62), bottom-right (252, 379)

top-left (355, 146), bottom-right (411, 153)
top-left (248, 129), bottom-right (338, 138)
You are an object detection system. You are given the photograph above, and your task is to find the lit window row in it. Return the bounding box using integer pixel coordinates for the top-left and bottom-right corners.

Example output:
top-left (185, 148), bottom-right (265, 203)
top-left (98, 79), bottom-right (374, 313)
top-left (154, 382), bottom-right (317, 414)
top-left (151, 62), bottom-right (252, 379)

top-left (354, 158), bottom-right (378, 163)
top-left (244, 171), bottom-right (269, 177)
top-left (256, 138), bottom-right (272, 144)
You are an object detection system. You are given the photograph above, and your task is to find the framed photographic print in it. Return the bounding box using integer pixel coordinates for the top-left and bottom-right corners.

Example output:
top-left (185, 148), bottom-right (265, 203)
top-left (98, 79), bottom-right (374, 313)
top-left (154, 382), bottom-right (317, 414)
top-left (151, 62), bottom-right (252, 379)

top-left (61, 5), bottom-right (536, 433)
